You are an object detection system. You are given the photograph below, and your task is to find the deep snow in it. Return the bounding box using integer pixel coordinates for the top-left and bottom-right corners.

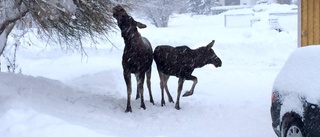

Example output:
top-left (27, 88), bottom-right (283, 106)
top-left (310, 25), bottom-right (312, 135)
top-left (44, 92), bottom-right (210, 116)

top-left (0, 4), bottom-right (298, 137)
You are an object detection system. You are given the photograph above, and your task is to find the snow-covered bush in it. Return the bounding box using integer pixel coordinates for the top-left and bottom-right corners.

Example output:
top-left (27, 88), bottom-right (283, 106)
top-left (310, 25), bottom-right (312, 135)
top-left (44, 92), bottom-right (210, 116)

top-left (1, 30), bottom-right (26, 73)
top-left (137, 0), bottom-right (183, 27)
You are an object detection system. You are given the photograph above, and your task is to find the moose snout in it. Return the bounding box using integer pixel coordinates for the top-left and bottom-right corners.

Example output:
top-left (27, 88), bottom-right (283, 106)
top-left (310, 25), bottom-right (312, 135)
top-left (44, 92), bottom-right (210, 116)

top-left (214, 57), bottom-right (222, 68)
top-left (112, 13), bottom-right (118, 19)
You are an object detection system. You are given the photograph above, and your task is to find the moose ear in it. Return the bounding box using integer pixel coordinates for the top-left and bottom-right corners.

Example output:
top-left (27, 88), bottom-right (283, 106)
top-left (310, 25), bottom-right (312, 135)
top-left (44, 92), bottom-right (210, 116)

top-left (136, 21), bottom-right (147, 29)
top-left (206, 40), bottom-right (215, 49)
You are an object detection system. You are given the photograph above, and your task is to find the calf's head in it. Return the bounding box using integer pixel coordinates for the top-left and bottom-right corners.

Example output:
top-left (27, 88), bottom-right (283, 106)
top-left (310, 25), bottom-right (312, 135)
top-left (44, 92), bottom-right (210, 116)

top-left (199, 40), bottom-right (222, 68)
top-left (112, 5), bottom-right (147, 38)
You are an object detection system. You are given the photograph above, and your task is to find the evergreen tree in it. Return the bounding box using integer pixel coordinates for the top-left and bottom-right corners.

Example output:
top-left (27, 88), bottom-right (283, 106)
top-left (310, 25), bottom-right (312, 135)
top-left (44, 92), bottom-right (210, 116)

top-left (187, 0), bottom-right (202, 13)
top-left (198, 0), bottom-right (212, 15)
top-left (187, 0), bottom-right (218, 15)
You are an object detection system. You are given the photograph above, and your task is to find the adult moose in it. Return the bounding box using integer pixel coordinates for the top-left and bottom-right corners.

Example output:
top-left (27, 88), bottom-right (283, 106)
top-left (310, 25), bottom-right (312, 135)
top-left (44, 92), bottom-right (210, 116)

top-left (154, 40), bottom-right (222, 110)
top-left (113, 5), bottom-right (154, 113)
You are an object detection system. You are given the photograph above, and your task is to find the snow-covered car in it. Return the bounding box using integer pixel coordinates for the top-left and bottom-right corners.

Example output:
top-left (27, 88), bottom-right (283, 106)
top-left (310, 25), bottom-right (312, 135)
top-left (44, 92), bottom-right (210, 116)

top-left (271, 46), bottom-right (320, 137)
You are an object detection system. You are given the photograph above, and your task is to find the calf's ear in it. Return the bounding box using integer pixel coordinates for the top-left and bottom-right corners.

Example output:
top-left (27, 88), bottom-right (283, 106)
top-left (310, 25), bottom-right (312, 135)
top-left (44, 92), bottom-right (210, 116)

top-left (206, 40), bottom-right (215, 49)
top-left (136, 21), bottom-right (147, 29)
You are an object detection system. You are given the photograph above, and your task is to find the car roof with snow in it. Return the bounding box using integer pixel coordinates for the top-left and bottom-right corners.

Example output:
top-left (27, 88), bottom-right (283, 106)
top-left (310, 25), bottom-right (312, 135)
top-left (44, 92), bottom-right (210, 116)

top-left (273, 45), bottom-right (320, 105)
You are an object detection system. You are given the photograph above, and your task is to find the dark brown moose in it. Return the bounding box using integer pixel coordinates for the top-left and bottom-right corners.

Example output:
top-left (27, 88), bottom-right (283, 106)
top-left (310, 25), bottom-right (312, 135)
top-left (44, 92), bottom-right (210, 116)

top-left (154, 40), bottom-right (222, 110)
top-left (113, 5), bottom-right (154, 113)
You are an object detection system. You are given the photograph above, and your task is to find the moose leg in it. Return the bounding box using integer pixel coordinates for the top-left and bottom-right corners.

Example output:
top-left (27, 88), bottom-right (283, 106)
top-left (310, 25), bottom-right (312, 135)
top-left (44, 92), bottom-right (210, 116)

top-left (159, 71), bottom-right (173, 106)
top-left (182, 75), bottom-right (197, 97)
top-left (158, 71), bottom-right (166, 106)
top-left (146, 67), bottom-right (154, 105)
top-left (175, 78), bottom-right (185, 110)
top-left (124, 71), bottom-right (132, 113)
top-left (135, 75), bottom-right (140, 100)
top-left (163, 75), bottom-right (174, 103)
top-left (136, 72), bottom-right (146, 110)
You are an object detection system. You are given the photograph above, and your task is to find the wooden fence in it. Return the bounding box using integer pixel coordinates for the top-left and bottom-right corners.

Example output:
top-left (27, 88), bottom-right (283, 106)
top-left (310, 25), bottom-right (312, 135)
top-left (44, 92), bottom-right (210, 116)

top-left (301, 0), bottom-right (320, 47)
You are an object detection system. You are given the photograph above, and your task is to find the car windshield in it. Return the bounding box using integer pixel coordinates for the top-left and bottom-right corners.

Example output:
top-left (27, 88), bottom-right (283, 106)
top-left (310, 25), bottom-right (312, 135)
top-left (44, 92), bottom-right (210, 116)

top-left (273, 45), bottom-right (320, 105)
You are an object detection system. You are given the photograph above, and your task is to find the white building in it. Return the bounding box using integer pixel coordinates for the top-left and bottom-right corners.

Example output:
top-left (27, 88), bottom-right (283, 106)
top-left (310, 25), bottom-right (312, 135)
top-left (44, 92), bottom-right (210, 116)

top-left (218, 0), bottom-right (272, 6)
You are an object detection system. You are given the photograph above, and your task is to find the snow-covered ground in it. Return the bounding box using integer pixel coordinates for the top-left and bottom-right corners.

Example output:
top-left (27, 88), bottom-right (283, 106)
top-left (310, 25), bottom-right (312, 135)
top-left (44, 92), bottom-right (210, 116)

top-left (0, 4), bottom-right (298, 137)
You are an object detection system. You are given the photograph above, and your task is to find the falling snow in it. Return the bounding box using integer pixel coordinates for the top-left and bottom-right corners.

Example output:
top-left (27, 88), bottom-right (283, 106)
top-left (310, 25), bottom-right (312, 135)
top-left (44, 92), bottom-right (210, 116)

top-left (0, 3), bottom-right (297, 137)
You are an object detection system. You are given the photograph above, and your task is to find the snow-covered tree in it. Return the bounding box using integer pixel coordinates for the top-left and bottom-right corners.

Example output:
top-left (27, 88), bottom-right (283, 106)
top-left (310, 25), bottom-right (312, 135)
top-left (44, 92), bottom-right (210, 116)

top-left (0, 0), bottom-right (121, 56)
top-left (137, 0), bottom-right (183, 28)
top-left (187, 0), bottom-right (219, 15)
top-left (187, 0), bottom-right (202, 13)
top-left (198, 0), bottom-right (213, 14)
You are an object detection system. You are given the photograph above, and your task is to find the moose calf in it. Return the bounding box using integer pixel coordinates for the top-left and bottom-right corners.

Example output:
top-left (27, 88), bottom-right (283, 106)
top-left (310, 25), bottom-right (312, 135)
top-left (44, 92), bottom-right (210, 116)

top-left (154, 40), bottom-right (222, 110)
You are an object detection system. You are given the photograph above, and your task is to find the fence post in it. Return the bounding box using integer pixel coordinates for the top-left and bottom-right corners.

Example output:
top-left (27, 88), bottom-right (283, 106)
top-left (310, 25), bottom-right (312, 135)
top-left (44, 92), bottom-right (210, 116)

top-left (224, 14), bottom-right (227, 27)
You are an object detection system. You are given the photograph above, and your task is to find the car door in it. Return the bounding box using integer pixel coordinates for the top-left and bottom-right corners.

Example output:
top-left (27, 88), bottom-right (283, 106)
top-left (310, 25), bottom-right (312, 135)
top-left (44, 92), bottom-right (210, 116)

top-left (304, 102), bottom-right (320, 136)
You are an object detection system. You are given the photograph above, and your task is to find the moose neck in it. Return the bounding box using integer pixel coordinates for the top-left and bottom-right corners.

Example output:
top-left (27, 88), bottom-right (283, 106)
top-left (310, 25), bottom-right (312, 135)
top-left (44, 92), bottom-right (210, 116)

top-left (123, 32), bottom-right (141, 47)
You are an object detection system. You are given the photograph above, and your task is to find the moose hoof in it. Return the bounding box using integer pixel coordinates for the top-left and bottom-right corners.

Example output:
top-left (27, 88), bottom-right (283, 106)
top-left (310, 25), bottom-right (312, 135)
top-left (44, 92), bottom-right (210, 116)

top-left (135, 95), bottom-right (140, 100)
top-left (141, 104), bottom-right (146, 110)
top-left (182, 91), bottom-right (193, 97)
top-left (125, 106), bottom-right (132, 113)
top-left (169, 99), bottom-right (174, 103)
top-left (150, 99), bottom-right (155, 105)
top-left (161, 100), bottom-right (166, 107)
top-left (175, 105), bottom-right (181, 110)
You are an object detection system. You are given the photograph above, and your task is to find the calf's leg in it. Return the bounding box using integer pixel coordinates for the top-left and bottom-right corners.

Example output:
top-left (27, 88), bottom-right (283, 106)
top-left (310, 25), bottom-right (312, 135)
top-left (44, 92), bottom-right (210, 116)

top-left (159, 71), bottom-right (166, 106)
top-left (182, 75), bottom-right (198, 97)
top-left (146, 68), bottom-right (154, 105)
top-left (159, 71), bottom-right (173, 106)
top-left (175, 78), bottom-right (185, 110)
top-left (164, 76), bottom-right (174, 104)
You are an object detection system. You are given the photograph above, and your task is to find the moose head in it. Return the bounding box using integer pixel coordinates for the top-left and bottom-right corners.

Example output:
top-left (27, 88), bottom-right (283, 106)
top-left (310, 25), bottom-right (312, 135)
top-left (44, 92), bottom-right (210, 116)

top-left (112, 5), bottom-right (147, 39)
top-left (198, 40), bottom-right (222, 68)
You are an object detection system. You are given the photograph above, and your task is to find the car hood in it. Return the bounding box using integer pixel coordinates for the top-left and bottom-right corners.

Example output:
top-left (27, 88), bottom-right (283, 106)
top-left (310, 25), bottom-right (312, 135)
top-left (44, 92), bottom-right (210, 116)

top-left (273, 45), bottom-right (320, 105)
